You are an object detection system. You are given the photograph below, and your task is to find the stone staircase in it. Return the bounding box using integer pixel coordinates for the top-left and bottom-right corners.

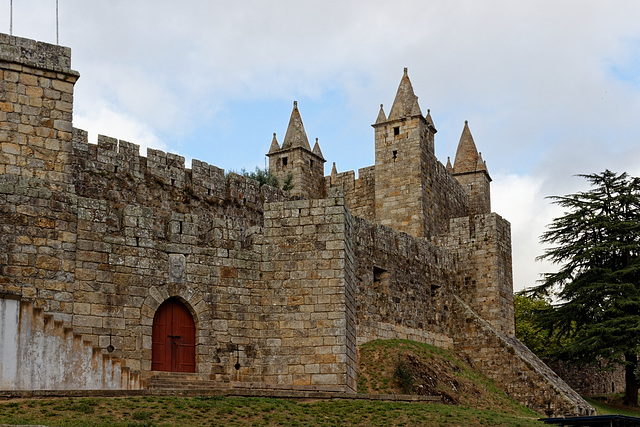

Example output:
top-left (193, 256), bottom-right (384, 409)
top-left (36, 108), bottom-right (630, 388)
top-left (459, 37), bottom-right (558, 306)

top-left (0, 299), bottom-right (140, 390)
top-left (144, 372), bottom-right (214, 390)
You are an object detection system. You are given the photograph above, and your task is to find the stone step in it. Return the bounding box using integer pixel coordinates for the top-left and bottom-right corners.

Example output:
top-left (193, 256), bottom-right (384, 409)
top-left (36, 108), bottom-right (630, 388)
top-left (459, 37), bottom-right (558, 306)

top-left (9, 301), bottom-right (140, 390)
top-left (145, 372), bottom-right (214, 389)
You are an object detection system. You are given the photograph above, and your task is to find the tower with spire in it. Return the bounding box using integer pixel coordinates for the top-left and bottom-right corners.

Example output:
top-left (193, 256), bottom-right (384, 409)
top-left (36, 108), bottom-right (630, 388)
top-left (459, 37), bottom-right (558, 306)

top-left (371, 68), bottom-right (440, 238)
top-left (267, 101), bottom-right (326, 199)
top-left (450, 121), bottom-right (491, 215)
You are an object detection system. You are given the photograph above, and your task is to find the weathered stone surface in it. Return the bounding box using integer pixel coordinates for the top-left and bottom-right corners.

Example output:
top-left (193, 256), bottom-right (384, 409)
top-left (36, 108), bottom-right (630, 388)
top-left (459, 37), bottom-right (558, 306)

top-left (0, 33), bottom-right (592, 416)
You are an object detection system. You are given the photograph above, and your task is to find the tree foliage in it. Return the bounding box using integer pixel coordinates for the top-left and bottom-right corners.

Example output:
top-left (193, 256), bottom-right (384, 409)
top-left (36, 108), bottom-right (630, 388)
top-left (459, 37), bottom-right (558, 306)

top-left (514, 294), bottom-right (563, 359)
top-left (240, 167), bottom-right (293, 191)
top-left (526, 170), bottom-right (640, 406)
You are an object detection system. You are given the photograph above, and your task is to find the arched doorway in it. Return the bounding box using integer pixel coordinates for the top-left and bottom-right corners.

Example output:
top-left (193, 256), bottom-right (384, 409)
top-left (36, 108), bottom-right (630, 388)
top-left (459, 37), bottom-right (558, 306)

top-left (152, 298), bottom-right (195, 372)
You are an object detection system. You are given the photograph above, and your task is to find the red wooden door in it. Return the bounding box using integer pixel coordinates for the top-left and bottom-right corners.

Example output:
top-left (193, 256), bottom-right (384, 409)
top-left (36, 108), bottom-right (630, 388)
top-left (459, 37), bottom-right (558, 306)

top-left (152, 299), bottom-right (195, 372)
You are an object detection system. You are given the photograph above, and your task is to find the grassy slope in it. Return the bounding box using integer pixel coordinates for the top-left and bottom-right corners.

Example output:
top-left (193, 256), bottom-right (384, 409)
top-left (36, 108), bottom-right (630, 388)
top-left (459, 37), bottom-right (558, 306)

top-left (0, 339), bottom-right (550, 426)
top-left (584, 395), bottom-right (640, 417)
top-left (358, 339), bottom-right (540, 416)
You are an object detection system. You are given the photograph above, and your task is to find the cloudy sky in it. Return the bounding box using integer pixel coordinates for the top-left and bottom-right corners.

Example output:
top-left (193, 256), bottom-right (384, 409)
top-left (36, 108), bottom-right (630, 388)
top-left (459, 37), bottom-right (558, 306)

top-left (3, 0), bottom-right (640, 292)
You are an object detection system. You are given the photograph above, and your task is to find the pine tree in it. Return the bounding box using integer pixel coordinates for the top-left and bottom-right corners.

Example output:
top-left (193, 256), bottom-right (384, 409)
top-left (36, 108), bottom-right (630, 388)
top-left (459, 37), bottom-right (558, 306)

top-left (527, 170), bottom-right (640, 406)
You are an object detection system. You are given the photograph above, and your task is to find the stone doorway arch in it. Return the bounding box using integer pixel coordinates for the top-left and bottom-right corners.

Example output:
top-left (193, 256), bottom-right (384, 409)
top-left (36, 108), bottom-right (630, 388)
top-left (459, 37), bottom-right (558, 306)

top-left (141, 285), bottom-right (210, 374)
top-left (152, 298), bottom-right (196, 372)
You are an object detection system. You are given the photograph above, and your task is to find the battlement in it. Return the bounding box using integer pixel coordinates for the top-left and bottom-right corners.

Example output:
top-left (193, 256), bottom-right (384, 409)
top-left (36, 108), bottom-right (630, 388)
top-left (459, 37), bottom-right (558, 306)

top-left (71, 127), bottom-right (287, 211)
top-left (327, 166), bottom-right (375, 221)
top-left (0, 33), bottom-right (77, 75)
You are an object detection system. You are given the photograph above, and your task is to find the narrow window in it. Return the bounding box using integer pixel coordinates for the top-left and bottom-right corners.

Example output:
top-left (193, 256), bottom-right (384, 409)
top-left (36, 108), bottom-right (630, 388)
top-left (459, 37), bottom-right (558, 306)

top-left (393, 126), bottom-right (400, 136)
top-left (430, 284), bottom-right (441, 298)
top-left (310, 159), bottom-right (314, 167)
top-left (373, 267), bottom-right (388, 292)
top-left (282, 157), bottom-right (288, 166)
top-left (392, 150), bottom-right (397, 160)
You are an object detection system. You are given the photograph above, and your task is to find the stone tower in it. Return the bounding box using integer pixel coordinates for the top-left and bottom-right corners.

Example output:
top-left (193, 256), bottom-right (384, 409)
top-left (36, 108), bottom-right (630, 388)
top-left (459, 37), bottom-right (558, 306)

top-left (372, 68), bottom-right (438, 238)
top-left (267, 101), bottom-right (326, 199)
top-left (451, 121), bottom-right (491, 215)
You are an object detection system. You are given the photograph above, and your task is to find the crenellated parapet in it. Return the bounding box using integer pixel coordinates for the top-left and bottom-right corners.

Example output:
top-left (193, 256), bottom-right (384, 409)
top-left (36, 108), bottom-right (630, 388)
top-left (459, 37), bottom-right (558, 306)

top-left (70, 127), bottom-right (288, 212)
top-left (0, 33), bottom-right (74, 72)
top-left (326, 165), bottom-right (375, 222)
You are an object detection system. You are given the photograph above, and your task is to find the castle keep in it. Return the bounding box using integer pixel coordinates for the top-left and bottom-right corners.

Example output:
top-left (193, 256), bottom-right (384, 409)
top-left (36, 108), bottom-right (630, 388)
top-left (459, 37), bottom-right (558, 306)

top-left (0, 34), bottom-right (592, 415)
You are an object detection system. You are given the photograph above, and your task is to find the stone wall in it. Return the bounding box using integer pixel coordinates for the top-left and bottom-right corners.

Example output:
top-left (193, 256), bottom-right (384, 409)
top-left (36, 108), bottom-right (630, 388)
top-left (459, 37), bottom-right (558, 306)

top-left (261, 190), bottom-right (357, 392)
top-left (327, 166), bottom-right (375, 222)
top-left (437, 213), bottom-right (515, 336)
top-left (422, 157), bottom-right (469, 237)
top-left (2, 122), bottom-right (358, 390)
top-left (453, 297), bottom-right (593, 416)
top-left (545, 359), bottom-right (626, 396)
top-left (453, 170), bottom-right (491, 215)
top-left (269, 146), bottom-right (326, 200)
top-left (0, 33), bottom-right (79, 317)
top-left (353, 217), bottom-right (455, 349)
top-left (0, 298), bottom-right (139, 389)
top-left (373, 117), bottom-right (431, 238)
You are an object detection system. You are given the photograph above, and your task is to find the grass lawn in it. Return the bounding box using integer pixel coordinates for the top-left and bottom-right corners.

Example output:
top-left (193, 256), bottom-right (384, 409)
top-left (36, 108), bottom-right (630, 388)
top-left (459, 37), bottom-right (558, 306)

top-left (6, 340), bottom-right (636, 426)
top-left (0, 395), bottom-right (544, 426)
top-left (584, 394), bottom-right (640, 417)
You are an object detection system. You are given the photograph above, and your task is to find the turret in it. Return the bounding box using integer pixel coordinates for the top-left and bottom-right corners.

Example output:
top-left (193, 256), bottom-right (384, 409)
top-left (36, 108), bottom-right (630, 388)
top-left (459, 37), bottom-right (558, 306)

top-left (371, 68), bottom-right (439, 238)
top-left (451, 121), bottom-right (491, 215)
top-left (267, 101), bottom-right (326, 199)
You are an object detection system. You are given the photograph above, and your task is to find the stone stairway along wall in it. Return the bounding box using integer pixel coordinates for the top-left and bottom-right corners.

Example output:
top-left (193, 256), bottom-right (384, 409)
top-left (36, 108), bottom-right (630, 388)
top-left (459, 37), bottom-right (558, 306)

top-left (0, 298), bottom-right (139, 390)
top-left (452, 296), bottom-right (594, 416)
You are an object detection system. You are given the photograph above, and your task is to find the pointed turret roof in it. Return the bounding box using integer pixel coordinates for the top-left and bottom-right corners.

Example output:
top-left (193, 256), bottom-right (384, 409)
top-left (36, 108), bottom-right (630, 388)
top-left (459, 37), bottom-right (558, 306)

top-left (331, 162), bottom-right (337, 185)
top-left (312, 138), bottom-right (325, 159)
top-left (477, 152), bottom-right (487, 172)
top-left (425, 109), bottom-right (437, 133)
top-left (375, 104), bottom-right (387, 124)
top-left (446, 157), bottom-right (453, 172)
top-left (281, 101), bottom-right (311, 151)
top-left (453, 121), bottom-right (490, 177)
top-left (268, 132), bottom-right (280, 154)
top-left (388, 68), bottom-right (422, 120)
top-left (453, 121), bottom-right (479, 174)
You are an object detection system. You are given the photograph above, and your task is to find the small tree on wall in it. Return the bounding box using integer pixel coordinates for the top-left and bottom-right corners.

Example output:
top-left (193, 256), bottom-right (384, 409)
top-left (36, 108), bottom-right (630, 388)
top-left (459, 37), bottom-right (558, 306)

top-left (240, 167), bottom-right (294, 191)
top-left (525, 170), bottom-right (640, 406)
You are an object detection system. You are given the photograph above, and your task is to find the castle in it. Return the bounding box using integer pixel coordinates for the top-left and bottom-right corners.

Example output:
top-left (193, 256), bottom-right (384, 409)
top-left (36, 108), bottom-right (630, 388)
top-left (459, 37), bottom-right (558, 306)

top-left (0, 33), bottom-right (592, 415)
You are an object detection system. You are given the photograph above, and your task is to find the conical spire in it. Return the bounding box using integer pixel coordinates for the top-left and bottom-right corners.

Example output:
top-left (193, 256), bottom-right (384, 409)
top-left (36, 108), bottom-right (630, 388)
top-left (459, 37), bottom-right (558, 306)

top-left (312, 137), bottom-right (324, 159)
top-left (453, 120), bottom-right (480, 174)
top-left (268, 132), bottom-right (280, 154)
top-left (425, 109), bottom-right (437, 133)
top-left (477, 152), bottom-right (487, 172)
top-left (375, 104), bottom-right (387, 124)
top-left (281, 101), bottom-right (311, 151)
top-left (446, 156), bottom-right (453, 172)
top-left (388, 68), bottom-right (422, 120)
top-left (331, 162), bottom-right (337, 185)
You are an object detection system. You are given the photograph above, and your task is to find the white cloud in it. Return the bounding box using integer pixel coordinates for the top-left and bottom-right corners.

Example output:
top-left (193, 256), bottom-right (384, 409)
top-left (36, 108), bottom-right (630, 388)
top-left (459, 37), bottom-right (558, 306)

top-left (73, 104), bottom-right (167, 156)
top-left (492, 173), bottom-right (563, 292)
